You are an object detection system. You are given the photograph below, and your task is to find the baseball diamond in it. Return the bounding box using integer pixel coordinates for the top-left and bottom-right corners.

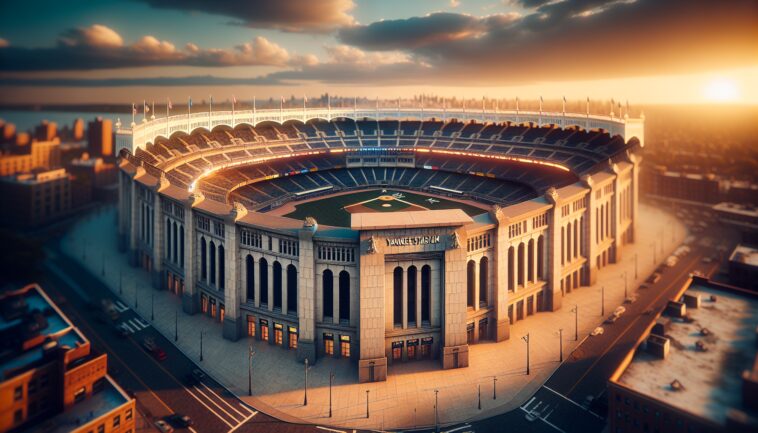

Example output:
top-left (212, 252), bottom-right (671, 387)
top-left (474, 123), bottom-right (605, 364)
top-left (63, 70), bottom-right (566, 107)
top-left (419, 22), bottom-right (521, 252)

top-left (117, 106), bottom-right (643, 383)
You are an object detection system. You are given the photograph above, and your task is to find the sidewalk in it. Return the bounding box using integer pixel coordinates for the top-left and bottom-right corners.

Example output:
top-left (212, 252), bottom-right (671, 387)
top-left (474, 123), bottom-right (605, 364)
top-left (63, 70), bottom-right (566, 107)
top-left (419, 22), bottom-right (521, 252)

top-left (60, 204), bottom-right (686, 431)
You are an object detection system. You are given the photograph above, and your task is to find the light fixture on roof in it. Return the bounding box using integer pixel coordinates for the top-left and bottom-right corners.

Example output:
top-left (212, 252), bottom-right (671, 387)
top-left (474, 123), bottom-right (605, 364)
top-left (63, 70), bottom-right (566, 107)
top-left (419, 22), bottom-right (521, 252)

top-left (670, 380), bottom-right (684, 391)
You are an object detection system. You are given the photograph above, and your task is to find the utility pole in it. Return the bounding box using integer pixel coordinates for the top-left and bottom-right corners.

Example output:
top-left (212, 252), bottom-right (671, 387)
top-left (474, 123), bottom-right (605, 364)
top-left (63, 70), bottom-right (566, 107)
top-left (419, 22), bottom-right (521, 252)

top-left (493, 376), bottom-right (497, 400)
top-left (559, 328), bottom-right (563, 362)
top-left (478, 384), bottom-right (481, 410)
top-left (329, 371), bottom-right (335, 417)
top-left (248, 346), bottom-right (254, 396)
top-left (522, 333), bottom-right (530, 375)
top-left (601, 286), bottom-right (605, 316)
top-left (303, 358), bottom-right (309, 406)
top-left (572, 305), bottom-right (579, 341)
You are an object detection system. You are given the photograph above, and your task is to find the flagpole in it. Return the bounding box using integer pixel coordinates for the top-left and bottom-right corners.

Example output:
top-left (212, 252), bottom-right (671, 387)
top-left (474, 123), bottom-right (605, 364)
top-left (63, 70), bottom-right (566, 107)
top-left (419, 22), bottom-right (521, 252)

top-left (151, 101), bottom-right (155, 120)
top-left (253, 96), bottom-right (257, 125)
top-left (143, 100), bottom-right (146, 122)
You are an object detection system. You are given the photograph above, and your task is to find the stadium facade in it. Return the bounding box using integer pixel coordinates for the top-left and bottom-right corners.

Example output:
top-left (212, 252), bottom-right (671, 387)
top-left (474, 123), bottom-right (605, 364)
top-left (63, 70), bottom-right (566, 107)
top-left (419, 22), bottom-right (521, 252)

top-left (117, 105), bottom-right (644, 382)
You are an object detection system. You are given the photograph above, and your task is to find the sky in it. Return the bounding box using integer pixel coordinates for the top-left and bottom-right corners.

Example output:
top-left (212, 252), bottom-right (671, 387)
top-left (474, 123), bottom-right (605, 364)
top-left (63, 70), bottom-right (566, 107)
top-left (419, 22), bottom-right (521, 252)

top-left (0, 0), bottom-right (756, 105)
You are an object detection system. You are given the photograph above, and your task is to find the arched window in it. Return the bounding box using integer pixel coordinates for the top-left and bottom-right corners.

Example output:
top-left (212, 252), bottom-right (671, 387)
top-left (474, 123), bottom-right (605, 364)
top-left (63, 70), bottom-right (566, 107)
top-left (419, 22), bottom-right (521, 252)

top-left (527, 239), bottom-right (535, 282)
top-left (273, 261), bottom-right (282, 310)
top-left (287, 264), bottom-right (298, 313)
top-left (179, 226), bottom-right (184, 268)
top-left (518, 243), bottom-right (525, 286)
top-left (246, 255), bottom-right (254, 301)
top-left (421, 265), bottom-right (431, 323)
top-left (393, 267), bottom-right (403, 326)
top-left (323, 270), bottom-right (334, 319)
top-left (466, 261), bottom-right (475, 307)
top-left (209, 241), bottom-right (216, 286)
top-left (218, 245), bottom-right (225, 291)
top-left (173, 221), bottom-right (178, 263)
top-left (407, 266), bottom-right (417, 323)
top-left (479, 257), bottom-right (488, 304)
top-left (200, 237), bottom-right (207, 281)
top-left (165, 218), bottom-right (171, 259)
top-left (339, 271), bottom-right (350, 322)
top-left (259, 258), bottom-right (269, 305)
top-left (537, 236), bottom-right (545, 279)
top-left (508, 246), bottom-right (515, 292)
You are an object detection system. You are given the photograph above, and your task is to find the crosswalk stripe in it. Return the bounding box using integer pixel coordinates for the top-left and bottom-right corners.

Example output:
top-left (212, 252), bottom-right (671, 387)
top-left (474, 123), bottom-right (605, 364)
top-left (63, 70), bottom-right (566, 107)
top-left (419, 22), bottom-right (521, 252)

top-left (114, 301), bottom-right (129, 312)
top-left (121, 322), bottom-right (134, 333)
top-left (200, 382), bottom-right (247, 418)
top-left (191, 385), bottom-right (242, 424)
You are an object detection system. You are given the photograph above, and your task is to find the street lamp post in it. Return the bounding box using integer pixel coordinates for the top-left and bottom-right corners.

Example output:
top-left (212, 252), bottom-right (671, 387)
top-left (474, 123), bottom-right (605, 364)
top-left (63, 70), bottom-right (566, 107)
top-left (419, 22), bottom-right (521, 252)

top-left (493, 376), bottom-right (497, 400)
top-left (478, 384), bottom-right (481, 410)
top-left (366, 390), bottom-right (370, 418)
top-left (559, 328), bottom-right (563, 362)
top-left (200, 331), bottom-right (204, 361)
top-left (601, 286), bottom-right (605, 316)
top-left (329, 371), bottom-right (335, 417)
top-left (435, 389), bottom-right (440, 433)
top-left (522, 333), bottom-right (530, 375)
top-left (303, 358), bottom-right (309, 406)
top-left (248, 346), bottom-right (255, 396)
top-left (572, 305), bottom-right (579, 341)
top-left (634, 252), bottom-right (638, 280)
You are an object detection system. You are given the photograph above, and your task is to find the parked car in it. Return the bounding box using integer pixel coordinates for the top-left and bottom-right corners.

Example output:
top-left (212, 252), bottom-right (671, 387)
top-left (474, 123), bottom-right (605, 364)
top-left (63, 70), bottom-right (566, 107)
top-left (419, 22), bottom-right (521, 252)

top-left (142, 337), bottom-right (167, 361)
top-left (666, 256), bottom-right (678, 267)
top-left (591, 327), bottom-right (604, 337)
top-left (614, 306), bottom-right (626, 316)
top-left (701, 257), bottom-right (713, 264)
top-left (604, 314), bottom-right (620, 324)
top-left (155, 420), bottom-right (174, 433)
top-left (623, 296), bottom-right (637, 304)
top-left (165, 414), bottom-right (193, 428)
top-left (647, 273), bottom-right (662, 284)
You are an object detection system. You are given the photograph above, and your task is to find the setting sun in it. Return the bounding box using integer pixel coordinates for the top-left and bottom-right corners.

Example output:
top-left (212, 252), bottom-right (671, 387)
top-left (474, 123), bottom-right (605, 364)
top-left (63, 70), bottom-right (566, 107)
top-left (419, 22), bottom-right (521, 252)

top-left (704, 77), bottom-right (740, 102)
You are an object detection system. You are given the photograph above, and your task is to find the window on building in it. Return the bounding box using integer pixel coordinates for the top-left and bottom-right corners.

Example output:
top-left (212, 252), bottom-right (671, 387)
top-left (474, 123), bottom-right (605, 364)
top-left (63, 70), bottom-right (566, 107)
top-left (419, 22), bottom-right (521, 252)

top-left (324, 333), bottom-right (334, 356)
top-left (74, 387), bottom-right (86, 403)
top-left (323, 269), bottom-right (334, 319)
top-left (113, 415), bottom-right (120, 428)
top-left (287, 264), bottom-right (298, 313)
top-left (340, 335), bottom-right (351, 358)
top-left (259, 258), bottom-right (269, 305)
top-left (14, 386), bottom-right (22, 401)
top-left (126, 409), bottom-right (133, 421)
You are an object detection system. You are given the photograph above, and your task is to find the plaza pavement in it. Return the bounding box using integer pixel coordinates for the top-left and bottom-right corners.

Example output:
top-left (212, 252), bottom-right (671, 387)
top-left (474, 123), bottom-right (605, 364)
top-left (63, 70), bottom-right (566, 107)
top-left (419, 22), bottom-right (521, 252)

top-left (60, 203), bottom-right (686, 431)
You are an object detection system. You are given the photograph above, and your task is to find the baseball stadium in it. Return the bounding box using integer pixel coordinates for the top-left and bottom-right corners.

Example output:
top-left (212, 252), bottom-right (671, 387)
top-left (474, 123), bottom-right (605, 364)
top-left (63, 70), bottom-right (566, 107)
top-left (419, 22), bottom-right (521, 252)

top-left (116, 103), bottom-right (644, 382)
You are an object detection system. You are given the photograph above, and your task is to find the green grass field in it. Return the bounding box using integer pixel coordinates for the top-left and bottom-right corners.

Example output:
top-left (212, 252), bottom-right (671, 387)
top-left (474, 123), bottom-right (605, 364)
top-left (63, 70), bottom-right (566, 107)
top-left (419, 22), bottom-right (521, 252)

top-left (282, 189), bottom-right (486, 227)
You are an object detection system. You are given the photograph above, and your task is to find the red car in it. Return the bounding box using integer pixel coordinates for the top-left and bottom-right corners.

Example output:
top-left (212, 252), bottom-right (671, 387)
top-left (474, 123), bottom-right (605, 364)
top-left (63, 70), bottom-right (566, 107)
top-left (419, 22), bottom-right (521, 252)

top-left (152, 346), bottom-right (168, 361)
top-left (142, 337), bottom-right (167, 361)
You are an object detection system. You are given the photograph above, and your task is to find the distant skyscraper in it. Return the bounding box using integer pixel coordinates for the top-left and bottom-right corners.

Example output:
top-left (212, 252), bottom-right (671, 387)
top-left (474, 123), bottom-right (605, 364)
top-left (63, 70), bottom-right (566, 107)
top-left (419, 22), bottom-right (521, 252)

top-left (87, 117), bottom-right (113, 157)
top-left (72, 118), bottom-right (85, 141)
top-left (34, 120), bottom-right (57, 142)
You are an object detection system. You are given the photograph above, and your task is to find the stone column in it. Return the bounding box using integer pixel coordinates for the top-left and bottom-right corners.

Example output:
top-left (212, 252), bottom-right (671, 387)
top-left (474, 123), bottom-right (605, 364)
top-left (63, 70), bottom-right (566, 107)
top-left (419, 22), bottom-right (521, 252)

top-left (473, 258), bottom-right (480, 311)
top-left (545, 188), bottom-right (563, 311)
top-left (253, 254), bottom-right (261, 308)
top-left (610, 162), bottom-right (622, 263)
top-left (350, 272), bottom-right (359, 328)
top-left (402, 265), bottom-right (408, 329)
top-left (358, 233), bottom-right (387, 383)
top-left (222, 203), bottom-right (244, 341)
top-left (629, 152), bottom-right (640, 243)
top-left (431, 262), bottom-right (441, 328)
top-left (296, 220), bottom-right (317, 364)
top-left (182, 193), bottom-right (202, 314)
top-left (442, 229), bottom-right (469, 369)
top-left (532, 238), bottom-right (539, 283)
top-left (128, 168), bottom-right (143, 266)
top-left (491, 206), bottom-right (510, 342)
top-left (332, 272), bottom-right (340, 325)
top-left (151, 176), bottom-right (169, 290)
top-left (582, 175), bottom-right (598, 285)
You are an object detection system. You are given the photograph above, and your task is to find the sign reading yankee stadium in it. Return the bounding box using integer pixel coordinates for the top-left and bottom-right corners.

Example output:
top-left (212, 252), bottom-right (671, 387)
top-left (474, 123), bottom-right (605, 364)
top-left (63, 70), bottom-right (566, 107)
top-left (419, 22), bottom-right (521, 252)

top-left (386, 235), bottom-right (441, 247)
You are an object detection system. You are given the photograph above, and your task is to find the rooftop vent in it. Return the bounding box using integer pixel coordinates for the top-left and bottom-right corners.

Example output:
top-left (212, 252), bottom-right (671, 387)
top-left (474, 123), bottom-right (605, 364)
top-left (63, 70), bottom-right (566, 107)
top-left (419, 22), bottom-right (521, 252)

top-left (700, 328), bottom-right (711, 336)
top-left (695, 341), bottom-right (708, 352)
top-left (670, 379), bottom-right (684, 391)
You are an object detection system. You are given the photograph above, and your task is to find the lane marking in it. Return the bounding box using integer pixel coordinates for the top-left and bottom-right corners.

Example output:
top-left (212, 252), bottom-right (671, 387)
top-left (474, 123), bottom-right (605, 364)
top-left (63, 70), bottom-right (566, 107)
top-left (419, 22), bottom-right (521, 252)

top-left (121, 322), bottom-right (135, 333)
top-left (114, 301), bottom-right (129, 312)
top-left (200, 381), bottom-right (247, 418)
top-left (226, 412), bottom-right (258, 433)
top-left (317, 427), bottom-right (347, 433)
top-left (519, 407), bottom-right (567, 433)
top-left (238, 402), bottom-right (256, 415)
top-left (443, 424), bottom-right (472, 433)
top-left (521, 397), bottom-right (536, 411)
top-left (543, 385), bottom-right (602, 419)
top-left (192, 385), bottom-right (243, 424)
top-left (183, 386), bottom-right (235, 428)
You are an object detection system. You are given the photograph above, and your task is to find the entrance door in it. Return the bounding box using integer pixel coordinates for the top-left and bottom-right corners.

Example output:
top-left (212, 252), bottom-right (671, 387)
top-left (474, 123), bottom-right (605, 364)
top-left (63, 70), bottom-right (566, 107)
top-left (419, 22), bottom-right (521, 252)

top-left (369, 364), bottom-right (375, 382)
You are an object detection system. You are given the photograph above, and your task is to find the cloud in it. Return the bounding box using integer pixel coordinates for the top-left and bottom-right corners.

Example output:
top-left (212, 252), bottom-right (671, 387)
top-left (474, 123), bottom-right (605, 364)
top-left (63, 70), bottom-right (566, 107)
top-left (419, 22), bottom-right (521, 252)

top-left (58, 24), bottom-right (124, 48)
top-left (136, 0), bottom-right (355, 33)
top-left (450, 0), bottom-right (461, 8)
top-left (0, 75), bottom-right (282, 87)
top-left (336, 0), bottom-right (758, 84)
top-left (0, 25), bottom-right (308, 71)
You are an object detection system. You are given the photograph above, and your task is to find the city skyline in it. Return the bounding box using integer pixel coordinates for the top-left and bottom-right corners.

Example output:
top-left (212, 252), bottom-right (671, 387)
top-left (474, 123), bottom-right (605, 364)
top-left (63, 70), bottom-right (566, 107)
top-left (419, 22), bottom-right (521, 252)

top-left (1, 0), bottom-right (757, 105)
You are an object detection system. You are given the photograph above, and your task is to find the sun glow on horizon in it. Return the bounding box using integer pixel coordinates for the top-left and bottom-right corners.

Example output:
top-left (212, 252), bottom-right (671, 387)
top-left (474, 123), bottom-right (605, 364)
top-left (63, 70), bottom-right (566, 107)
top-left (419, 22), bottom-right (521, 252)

top-left (703, 77), bottom-right (740, 103)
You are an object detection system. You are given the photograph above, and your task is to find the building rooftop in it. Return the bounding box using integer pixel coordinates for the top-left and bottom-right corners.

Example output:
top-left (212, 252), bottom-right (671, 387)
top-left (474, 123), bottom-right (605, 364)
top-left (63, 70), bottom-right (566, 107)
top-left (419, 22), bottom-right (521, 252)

top-left (0, 284), bottom-right (85, 380)
top-left (1, 168), bottom-right (68, 185)
top-left (39, 376), bottom-right (130, 433)
top-left (713, 202), bottom-right (758, 217)
top-left (729, 244), bottom-right (758, 268)
top-left (616, 280), bottom-right (758, 426)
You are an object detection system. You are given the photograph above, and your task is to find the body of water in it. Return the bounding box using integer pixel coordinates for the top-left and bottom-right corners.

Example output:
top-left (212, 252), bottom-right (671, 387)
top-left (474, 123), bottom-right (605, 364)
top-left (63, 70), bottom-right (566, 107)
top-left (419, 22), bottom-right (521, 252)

top-left (0, 110), bottom-right (121, 132)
